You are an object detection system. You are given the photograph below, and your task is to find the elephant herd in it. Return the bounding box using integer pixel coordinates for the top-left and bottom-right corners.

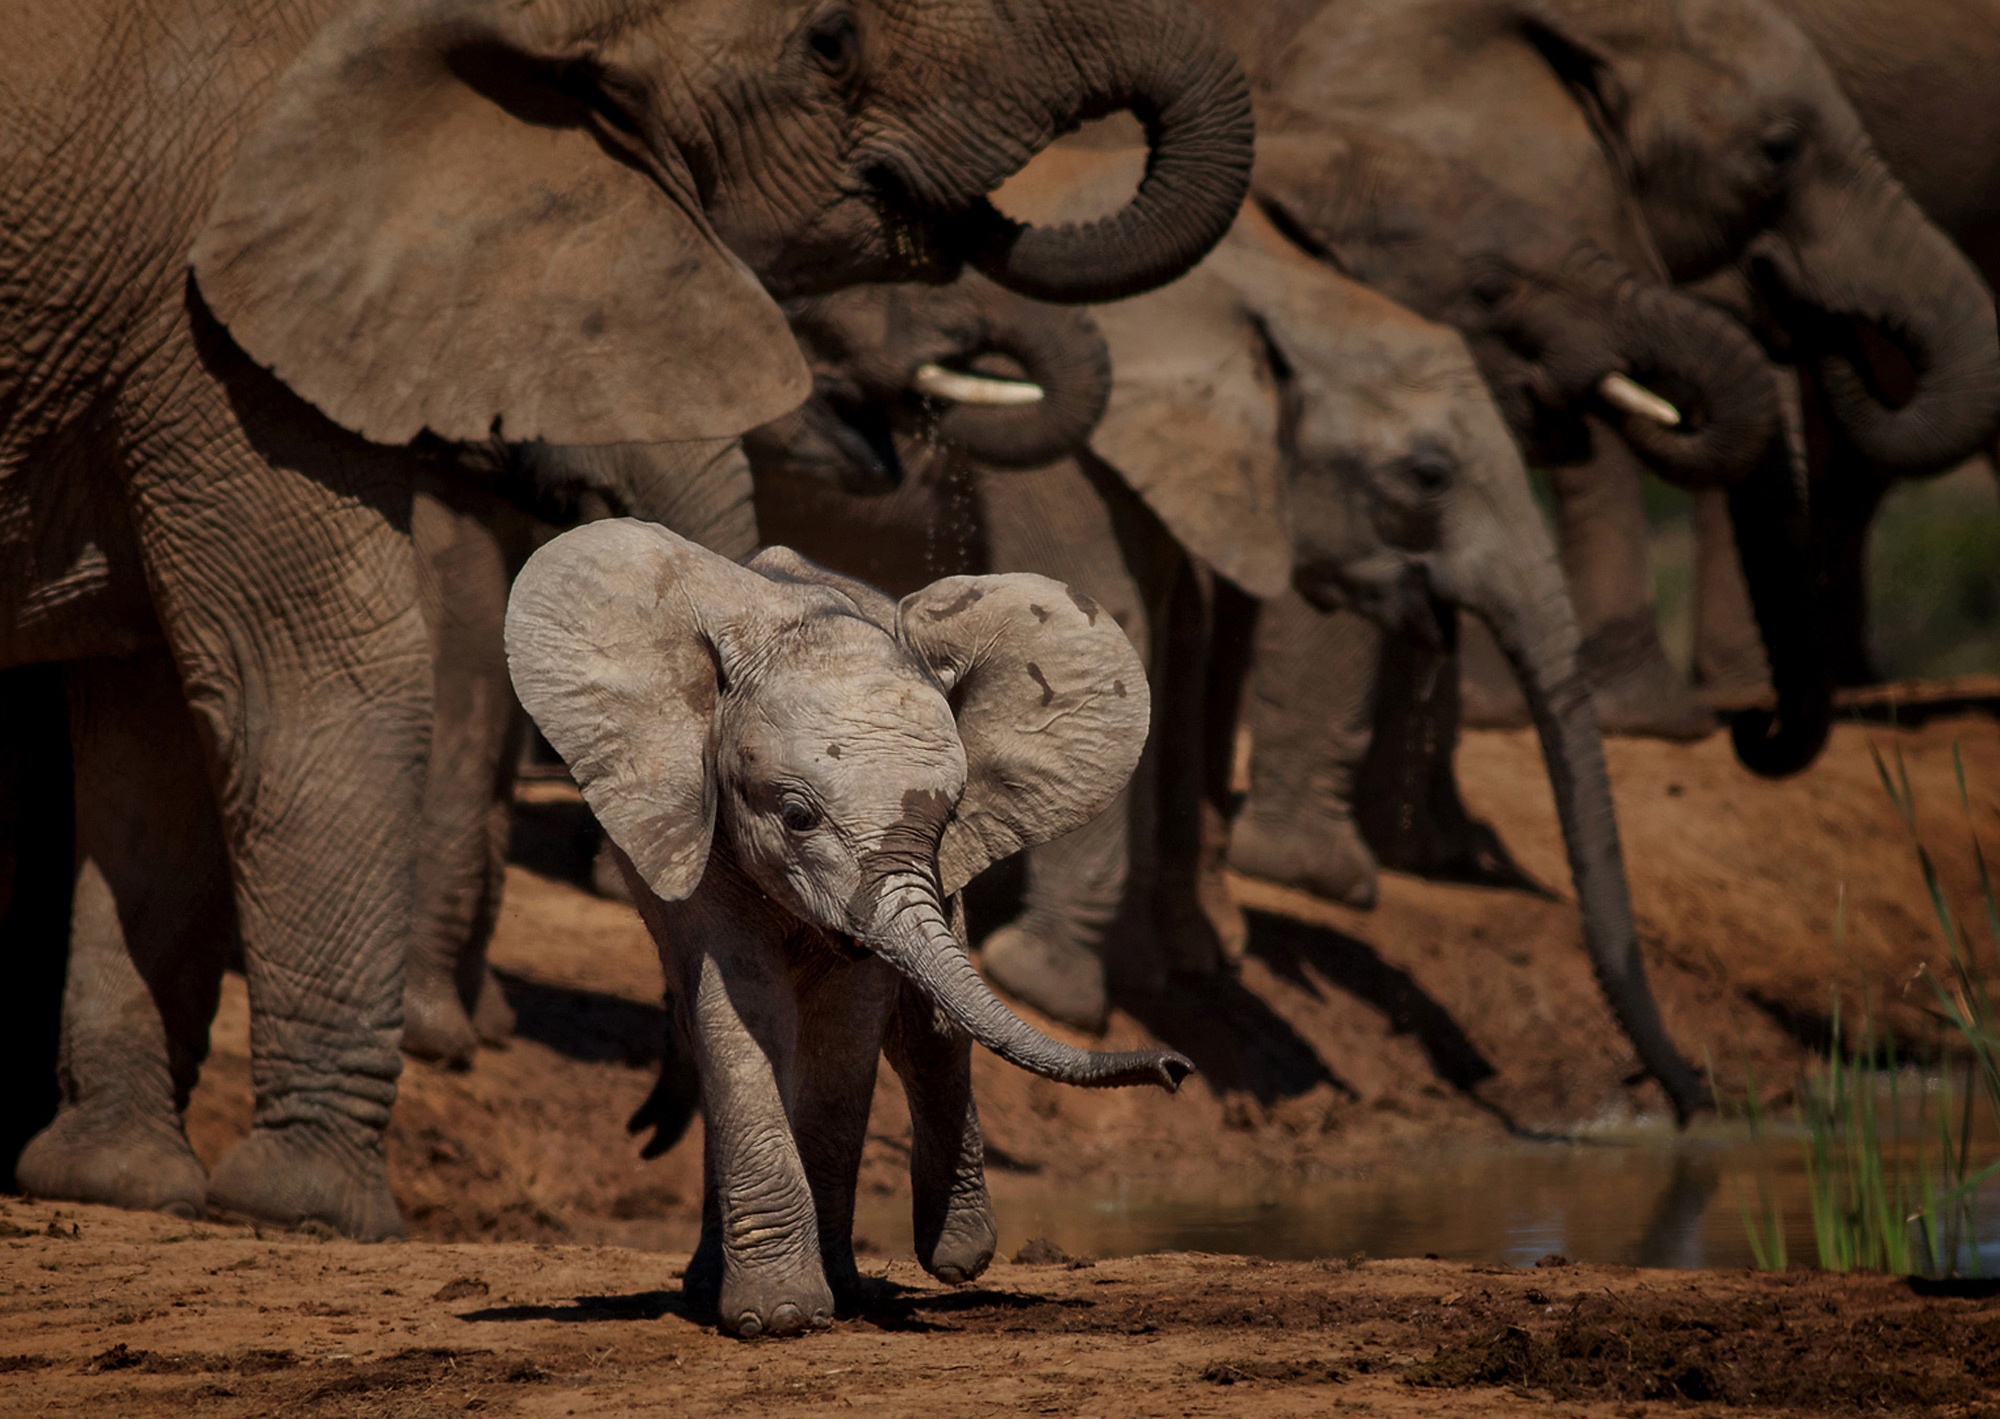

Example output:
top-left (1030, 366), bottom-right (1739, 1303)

top-left (1, 0), bottom-right (1995, 1340)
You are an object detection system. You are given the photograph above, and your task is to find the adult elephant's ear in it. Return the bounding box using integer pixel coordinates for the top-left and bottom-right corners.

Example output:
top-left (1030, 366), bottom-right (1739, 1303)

top-left (506, 519), bottom-right (749, 901)
top-left (898, 576), bottom-right (1150, 895)
top-left (1086, 220), bottom-right (1292, 599)
top-left (190, 0), bottom-right (808, 447)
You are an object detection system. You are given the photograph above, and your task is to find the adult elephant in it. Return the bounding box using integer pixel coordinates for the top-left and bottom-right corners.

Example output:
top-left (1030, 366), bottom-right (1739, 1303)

top-left (1753, 0), bottom-right (2000, 685)
top-left (1249, 0), bottom-right (2000, 735)
top-left (756, 147), bottom-right (1712, 1123)
top-left (0, 0), bottom-right (1253, 1238)
top-left (1239, 117), bottom-right (1782, 741)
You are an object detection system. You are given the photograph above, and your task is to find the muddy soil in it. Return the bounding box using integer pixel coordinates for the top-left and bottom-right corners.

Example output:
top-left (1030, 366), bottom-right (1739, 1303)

top-left (5, 1197), bottom-right (1998, 1418)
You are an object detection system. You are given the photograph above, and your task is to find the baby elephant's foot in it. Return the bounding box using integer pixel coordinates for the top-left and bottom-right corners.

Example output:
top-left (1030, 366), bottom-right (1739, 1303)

top-left (16, 1105), bottom-right (208, 1219)
top-left (718, 1262), bottom-right (834, 1339)
top-left (207, 1123), bottom-right (404, 1240)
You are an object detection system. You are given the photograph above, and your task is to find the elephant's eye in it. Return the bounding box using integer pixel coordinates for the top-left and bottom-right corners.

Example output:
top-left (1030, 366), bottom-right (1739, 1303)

top-left (808, 11), bottom-right (862, 80)
top-left (1758, 127), bottom-right (1802, 176)
top-left (780, 797), bottom-right (822, 833)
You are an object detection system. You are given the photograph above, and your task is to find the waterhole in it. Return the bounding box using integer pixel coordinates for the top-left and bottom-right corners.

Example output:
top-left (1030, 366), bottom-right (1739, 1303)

top-left (853, 1117), bottom-right (2000, 1273)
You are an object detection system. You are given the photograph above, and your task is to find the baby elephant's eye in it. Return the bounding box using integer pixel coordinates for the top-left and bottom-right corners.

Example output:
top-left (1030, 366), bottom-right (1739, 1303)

top-left (780, 797), bottom-right (822, 833)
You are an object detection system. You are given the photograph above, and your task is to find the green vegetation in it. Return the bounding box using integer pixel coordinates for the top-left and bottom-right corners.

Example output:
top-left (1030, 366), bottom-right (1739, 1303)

top-left (1868, 464), bottom-right (2000, 681)
top-left (1734, 745), bottom-right (2000, 1276)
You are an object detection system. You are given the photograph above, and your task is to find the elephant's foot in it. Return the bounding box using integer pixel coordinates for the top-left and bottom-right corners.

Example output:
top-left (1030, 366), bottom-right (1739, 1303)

top-left (1581, 616), bottom-right (1716, 741)
top-left (470, 967), bottom-right (516, 1049)
top-left (1228, 807), bottom-right (1378, 909)
top-left (918, 1197), bottom-right (997, 1285)
top-left (717, 1258), bottom-right (835, 1339)
top-left (980, 924), bottom-right (1106, 1033)
top-left (16, 1104), bottom-right (208, 1219)
top-left (402, 973), bottom-right (481, 1069)
top-left (206, 1123), bottom-right (404, 1240)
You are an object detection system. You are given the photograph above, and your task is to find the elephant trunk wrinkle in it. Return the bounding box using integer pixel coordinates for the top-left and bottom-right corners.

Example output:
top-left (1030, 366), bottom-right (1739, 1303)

top-left (1476, 565), bottom-right (1710, 1126)
top-left (862, 878), bottom-right (1192, 1090)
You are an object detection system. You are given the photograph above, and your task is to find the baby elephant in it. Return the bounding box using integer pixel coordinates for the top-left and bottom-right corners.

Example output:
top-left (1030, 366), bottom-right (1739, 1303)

top-left (506, 520), bottom-right (1189, 1338)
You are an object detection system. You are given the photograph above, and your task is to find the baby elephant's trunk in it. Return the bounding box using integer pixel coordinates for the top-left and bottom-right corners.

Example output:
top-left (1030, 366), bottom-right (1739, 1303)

top-left (864, 876), bottom-right (1191, 1090)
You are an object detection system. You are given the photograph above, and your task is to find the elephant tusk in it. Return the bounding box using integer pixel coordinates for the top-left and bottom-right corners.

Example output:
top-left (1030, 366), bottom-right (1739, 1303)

top-left (1598, 372), bottom-right (1682, 428)
top-left (912, 363), bottom-right (1045, 406)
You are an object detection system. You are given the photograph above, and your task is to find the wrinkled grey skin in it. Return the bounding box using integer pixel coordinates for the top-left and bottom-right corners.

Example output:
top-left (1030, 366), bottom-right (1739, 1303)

top-left (1240, 0), bottom-right (1998, 759)
top-left (402, 438), bottom-right (762, 1067)
top-left (0, 0), bottom-right (1251, 1237)
top-left (751, 153), bottom-right (1711, 1121)
top-left (9, 437), bottom-right (768, 1225)
top-left (506, 520), bottom-right (1182, 1338)
top-left (412, 280), bottom-right (1111, 1068)
top-left (1747, 0), bottom-right (2000, 688)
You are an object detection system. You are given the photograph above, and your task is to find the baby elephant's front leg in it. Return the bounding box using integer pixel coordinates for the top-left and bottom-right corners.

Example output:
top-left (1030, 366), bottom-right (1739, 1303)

top-left (885, 979), bottom-right (998, 1285)
top-left (653, 890), bottom-right (832, 1338)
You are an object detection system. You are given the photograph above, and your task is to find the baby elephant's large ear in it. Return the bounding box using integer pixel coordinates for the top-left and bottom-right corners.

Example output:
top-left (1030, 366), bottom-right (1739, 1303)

top-left (506, 519), bottom-right (749, 901)
top-left (899, 576), bottom-right (1151, 894)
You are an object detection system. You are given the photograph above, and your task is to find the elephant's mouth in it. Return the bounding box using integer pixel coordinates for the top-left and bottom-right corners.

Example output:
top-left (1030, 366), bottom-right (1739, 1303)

top-left (1297, 558), bottom-right (1445, 648)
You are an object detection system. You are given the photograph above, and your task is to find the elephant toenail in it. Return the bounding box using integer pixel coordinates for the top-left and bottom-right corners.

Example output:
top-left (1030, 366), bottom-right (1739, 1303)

top-left (737, 1313), bottom-right (763, 1338)
top-left (772, 1303), bottom-right (803, 1332)
top-left (810, 1310), bottom-right (832, 1330)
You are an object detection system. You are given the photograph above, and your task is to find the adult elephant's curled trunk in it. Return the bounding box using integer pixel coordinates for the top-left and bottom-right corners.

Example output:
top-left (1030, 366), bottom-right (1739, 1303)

top-left (863, 876), bottom-right (1193, 1090)
top-left (1606, 278), bottom-right (1783, 487)
top-left (1762, 150), bottom-right (2000, 474)
top-left (927, 285), bottom-right (1113, 469)
top-left (956, 4), bottom-right (1254, 304)
top-left (1469, 563), bottom-right (1712, 1124)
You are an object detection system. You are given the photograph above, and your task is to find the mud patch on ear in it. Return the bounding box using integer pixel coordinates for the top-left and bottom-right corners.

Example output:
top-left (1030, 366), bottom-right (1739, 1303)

top-left (1025, 663), bottom-right (1054, 706)
top-left (1067, 589), bottom-right (1100, 625)
top-left (924, 587), bottom-right (984, 620)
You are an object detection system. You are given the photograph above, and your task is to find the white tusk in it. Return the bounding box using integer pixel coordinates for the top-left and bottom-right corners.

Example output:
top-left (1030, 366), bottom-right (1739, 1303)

top-left (912, 363), bottom-right (1045, 406)
top-left (1598, 372), bottom-right (1682, 428)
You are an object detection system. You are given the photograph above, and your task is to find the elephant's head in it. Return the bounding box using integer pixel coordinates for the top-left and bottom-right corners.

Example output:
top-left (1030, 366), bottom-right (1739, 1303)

top-left (1250, 129), bottom-right (1781, 489)
top-left (744, 272), bottom-right (1115, 491)
top-left (189, 0), bottom-right (1252, 451)
top-left (1071, 185), bottom-right (1709, 1122)
top-left (1521, 0), bottom-right (2000, 472)
top-left (504, 519), bottom-right (1188, 1090)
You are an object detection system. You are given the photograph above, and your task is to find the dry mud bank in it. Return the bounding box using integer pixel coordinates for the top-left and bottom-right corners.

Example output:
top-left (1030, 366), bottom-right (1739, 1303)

top-left (173, 715), bottom-right (2000, 1252)
top-left (3, 1198), bottom-right (1997, 1418)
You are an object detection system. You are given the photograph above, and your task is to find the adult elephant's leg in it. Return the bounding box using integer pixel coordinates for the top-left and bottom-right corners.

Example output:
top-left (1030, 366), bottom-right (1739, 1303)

top-left (17, 653), bottom-right (230, 1217)
top-left (1150, 562), bottom-right (1254, 976)
top-left (974, 456), bottom-right (1158, 1027)
top-left (404, 480), bottom-right (522, 1067)
top-left (636, 863), bottom-right (830, 1338)
top-left (1546, 419), bottom-right (1714, 739)
top-left (884, 926), bottom-right (997, 1286)
top-left (0, 665), bottom-right (71, 1188)
top-left (791, 954), bottom-right (897, 1305)
top-left (1229, 596), bottom-right (1383, 908)
top-left (130, 325), bottom-right (427, 1240)
top-left (1689, 487), bottom-right (1772, 703)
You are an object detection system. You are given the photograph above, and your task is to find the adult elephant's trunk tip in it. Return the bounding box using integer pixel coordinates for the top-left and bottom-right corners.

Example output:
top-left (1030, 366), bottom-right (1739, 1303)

top-left (959, 4), bottom-right (1254, 303)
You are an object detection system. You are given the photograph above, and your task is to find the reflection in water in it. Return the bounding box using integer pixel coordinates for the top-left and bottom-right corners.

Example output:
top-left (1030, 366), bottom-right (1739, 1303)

top-left (851, 1123), bottom-right (2000, 1272)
